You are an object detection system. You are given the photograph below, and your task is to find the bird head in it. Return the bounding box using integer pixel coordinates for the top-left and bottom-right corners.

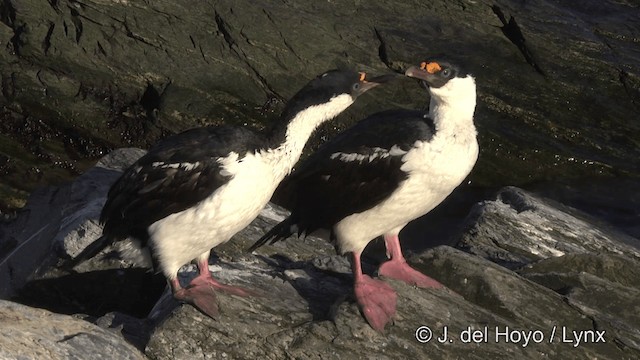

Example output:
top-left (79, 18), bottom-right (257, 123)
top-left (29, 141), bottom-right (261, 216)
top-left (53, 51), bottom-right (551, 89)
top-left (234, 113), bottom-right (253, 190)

top-left (280, 69), bottom-right (397, 122)
top-left (404, 59), bottom-right (476, 104)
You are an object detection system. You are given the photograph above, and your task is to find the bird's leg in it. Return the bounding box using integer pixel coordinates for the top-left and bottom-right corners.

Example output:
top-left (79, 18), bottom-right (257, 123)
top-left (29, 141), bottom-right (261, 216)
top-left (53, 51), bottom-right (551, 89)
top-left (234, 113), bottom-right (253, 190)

top-left (352, 250), bottom-right (397, 332)
top-left (188, 257), bottom-right (254, 297)
top-left (170, 274), bottom-right (220, 318)
top-left (378, 234), bottom-right (443, 288)
top-left (170, 254), bottom-right (255, 318)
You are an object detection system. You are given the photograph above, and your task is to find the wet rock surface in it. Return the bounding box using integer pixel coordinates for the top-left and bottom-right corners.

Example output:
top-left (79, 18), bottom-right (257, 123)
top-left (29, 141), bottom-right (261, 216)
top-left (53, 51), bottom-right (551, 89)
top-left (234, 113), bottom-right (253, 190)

top-left (1, 148), bottom-right (639, 359)
top-left (1, 0), bottom-right (639, 219)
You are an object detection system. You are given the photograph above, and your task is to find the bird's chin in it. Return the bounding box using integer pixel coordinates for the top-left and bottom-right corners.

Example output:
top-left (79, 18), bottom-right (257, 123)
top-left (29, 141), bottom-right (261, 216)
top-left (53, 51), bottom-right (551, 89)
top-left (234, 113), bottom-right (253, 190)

top-left (420, 80), bottom-right (429, 90)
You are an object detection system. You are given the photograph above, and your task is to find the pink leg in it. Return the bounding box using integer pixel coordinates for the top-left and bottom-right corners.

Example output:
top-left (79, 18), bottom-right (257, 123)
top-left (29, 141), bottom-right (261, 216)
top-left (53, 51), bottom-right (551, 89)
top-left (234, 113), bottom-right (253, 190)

top-left (189, 259), bottom-right (255, 297)
top-left (170, 259), bottom-right (254, 318)
top-left (378, 234), bottom-right (443, 288)
top-left (352, 251), bottom-right (397, 332)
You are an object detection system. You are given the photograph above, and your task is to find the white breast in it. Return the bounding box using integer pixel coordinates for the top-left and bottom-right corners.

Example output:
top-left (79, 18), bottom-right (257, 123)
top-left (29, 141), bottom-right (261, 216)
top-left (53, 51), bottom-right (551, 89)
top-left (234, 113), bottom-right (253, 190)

top-left (148, 151), bottom-right (283, 277)
top-left (334, 127), bottom-right (478, 254)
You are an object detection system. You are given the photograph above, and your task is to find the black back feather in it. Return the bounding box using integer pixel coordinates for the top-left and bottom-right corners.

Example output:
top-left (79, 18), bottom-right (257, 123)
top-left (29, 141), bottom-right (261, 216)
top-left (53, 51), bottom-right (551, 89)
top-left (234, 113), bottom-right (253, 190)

top-left (251, 108), bottom-right (436, 249)
top-left (101, 125), bottom-right (266, 245)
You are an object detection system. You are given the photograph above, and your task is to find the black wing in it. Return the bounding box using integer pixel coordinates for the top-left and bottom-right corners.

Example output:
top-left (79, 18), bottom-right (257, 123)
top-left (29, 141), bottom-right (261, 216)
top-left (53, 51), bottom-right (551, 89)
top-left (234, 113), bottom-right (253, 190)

top-left (282, 109), bottom-right (436, 235)
top-left (101, 125), bottom-right (265, 242)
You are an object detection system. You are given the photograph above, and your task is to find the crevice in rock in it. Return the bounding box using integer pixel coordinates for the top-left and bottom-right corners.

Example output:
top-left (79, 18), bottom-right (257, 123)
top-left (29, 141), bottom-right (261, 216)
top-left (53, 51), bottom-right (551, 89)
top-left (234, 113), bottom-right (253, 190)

top-left (140, 83), bottom-right (162, 123)
top-left (9, 23), bottom-right (25, 56)
top-left (123, 21), bottom-right (160, 49)
top-left (35, 70), bottom-right (47, 89)
top-left (95, 40), bottom-right (106, 57)
top-left (214, 11), bottom-right (236, 49)
top-left (0, 0), bottom-right (16, 29)
top-left (619, 69), bottom-right (640, 110)
top-left (246, 64), bottom-right (284, 101)
top-left (562, 297), bottom-right (615, 346)
top-left (1, 72), bottom-right (16, 101)
top-left (262, 9), bottom-right (302, 62)
top-left (43, 22), bottom-right (55, 55)
top-left (374, 27), bottom-right (390, 68)
top-left (281, 37), bottom-right (301, 61)
top-left (47, 0), bottom-right (60, 13)
top-left (57, 332), bottom-right (90, 343)
top-left (214, 10), bottom-right (282, 100)
top-left (198, 44), bottom-right (209, 64)
top-left (491, 5), bottom-right (545, 77)
top-left (68, 8), bottom-right (83, 44)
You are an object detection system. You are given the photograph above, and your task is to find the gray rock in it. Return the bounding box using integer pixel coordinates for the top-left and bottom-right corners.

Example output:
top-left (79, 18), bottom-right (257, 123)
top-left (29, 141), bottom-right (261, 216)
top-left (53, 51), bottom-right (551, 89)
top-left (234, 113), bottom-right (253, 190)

top-left (0, 299), bottom-right (147, 360)
top-left (519, 254), bottom-right (640, 352)
top-left (0, 148), bottom-right (145, 298)
top-left (144, 245), bottom-right (638, 359)
top-left (456, 186), bottom-right (640, 268)
top-left (3, 148), bottom-right (640, 359)
top-left (142, 186), bottom-right (640, 359)
top-left (0, 0), bottom-right (637, 358)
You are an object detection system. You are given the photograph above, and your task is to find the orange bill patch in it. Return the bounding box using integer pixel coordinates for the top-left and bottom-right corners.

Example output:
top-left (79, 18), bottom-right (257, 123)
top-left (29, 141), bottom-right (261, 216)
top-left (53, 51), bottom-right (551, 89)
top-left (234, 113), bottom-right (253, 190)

top-left (359, 72), bottom-right (366, 81)
top-left (426, 62), bottom-right (442, 74)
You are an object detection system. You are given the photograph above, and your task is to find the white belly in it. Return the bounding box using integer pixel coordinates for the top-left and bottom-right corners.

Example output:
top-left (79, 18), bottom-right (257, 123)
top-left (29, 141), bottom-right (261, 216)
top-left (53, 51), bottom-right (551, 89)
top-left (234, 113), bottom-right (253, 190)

top-left (148, 154), bottom-right (280, 277)
top-left (335, 135), bottom-right (479, 254)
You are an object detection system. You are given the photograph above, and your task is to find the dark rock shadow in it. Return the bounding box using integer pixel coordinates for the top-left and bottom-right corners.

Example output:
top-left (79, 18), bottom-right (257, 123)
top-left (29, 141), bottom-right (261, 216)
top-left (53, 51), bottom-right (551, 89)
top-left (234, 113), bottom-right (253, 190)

top-left (11, 268), bottom-right (166, 318)
top-left (93, 311), bottom-right (157, 351)
top-left (254, 253), bottom-right (379, 323)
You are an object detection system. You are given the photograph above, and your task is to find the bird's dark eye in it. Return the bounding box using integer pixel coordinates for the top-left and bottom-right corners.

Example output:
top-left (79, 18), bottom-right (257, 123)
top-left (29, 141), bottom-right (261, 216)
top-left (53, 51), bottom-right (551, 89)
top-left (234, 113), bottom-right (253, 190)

top-left (352, 83), bottom-right (361, 91)
top-left (442, 69), bottom-right (451, 77)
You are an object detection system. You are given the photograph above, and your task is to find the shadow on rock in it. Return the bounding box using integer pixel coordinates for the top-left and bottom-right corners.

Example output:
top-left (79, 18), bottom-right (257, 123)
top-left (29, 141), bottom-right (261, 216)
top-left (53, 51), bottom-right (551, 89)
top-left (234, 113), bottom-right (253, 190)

top-left (252, 253), bottom-right (359, 322)
top-left (11, 268), bottom-right (166, 318)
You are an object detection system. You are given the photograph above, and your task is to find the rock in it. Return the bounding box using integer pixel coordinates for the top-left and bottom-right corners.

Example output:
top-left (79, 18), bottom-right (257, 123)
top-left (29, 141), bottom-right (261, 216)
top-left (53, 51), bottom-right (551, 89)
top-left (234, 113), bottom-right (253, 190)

top-left (519, 254), bottom-right (640, 352)
top-left (456, 186), bottom-right (640, 269)
top-left (1, 0), bottom-right (639, 357)
top-left (1, 0), bottom-right (639, 220)
top-left (141, 186), bottom-right (640, 359)
top-left (0, 148), bottom-right (146, 298)
top-left (145, 249), bottom-right (506, 360)
top-left (450, 186), bottom-right (640, 356)
top-left (2, 149), bottom-right (640, 359)
top-left (0, 299), bottom-right (147, 360)
top-left (144, 246), bottom-right (638, 359)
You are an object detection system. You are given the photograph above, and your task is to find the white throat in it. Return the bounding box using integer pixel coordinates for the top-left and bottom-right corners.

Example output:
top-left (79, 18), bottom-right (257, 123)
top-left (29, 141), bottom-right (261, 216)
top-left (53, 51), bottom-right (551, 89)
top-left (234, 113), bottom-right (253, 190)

top-left (265, 93), bottom-right (354, 178)
top-left (428, 76), bottom-right (477, 134)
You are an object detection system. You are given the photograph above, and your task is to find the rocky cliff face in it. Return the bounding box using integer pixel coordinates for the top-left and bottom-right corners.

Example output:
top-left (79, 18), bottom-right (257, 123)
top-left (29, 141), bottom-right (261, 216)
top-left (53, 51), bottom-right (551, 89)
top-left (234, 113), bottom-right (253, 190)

top-left (1, 0), bottom-right (638, 214)
top-left (1, 0), bottom-right (640, 359)
top-left (2, 148), bottom-right (640, 359)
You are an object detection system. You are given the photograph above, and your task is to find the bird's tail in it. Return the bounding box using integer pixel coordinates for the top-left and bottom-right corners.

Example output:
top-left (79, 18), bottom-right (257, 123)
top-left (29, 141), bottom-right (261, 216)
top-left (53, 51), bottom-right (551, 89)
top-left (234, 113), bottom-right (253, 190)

top-left (60, 234), bottom-right (112, 271)
top-left (248, 216), bottom-right (297, 252)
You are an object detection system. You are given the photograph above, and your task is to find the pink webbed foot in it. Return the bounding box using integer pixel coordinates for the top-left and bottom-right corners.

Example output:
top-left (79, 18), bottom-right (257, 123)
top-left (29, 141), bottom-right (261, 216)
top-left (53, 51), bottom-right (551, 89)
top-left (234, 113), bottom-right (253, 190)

top-left (380, 234), bottom-right (444, 288)
top-left (379, 259), bottom-right (444, 288)
top-left (173, 284), bottom-right (220, 318)
top-left (354, 274), bottom-right (398, 332)
top-left (170, 259), bottom-right (257, 318)
top-left (351, 251), bottom-right (397, 332)
top-left (188, 273), bottom-right (257, 298)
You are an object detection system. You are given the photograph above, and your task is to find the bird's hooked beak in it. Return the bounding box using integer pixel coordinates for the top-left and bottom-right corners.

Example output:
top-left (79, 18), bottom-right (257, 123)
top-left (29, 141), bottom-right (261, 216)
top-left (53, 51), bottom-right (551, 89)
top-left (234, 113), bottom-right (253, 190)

top-left (355, 72), bottom-right (401, 95)
top-left (405, 61), bottom-right (441, 87)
